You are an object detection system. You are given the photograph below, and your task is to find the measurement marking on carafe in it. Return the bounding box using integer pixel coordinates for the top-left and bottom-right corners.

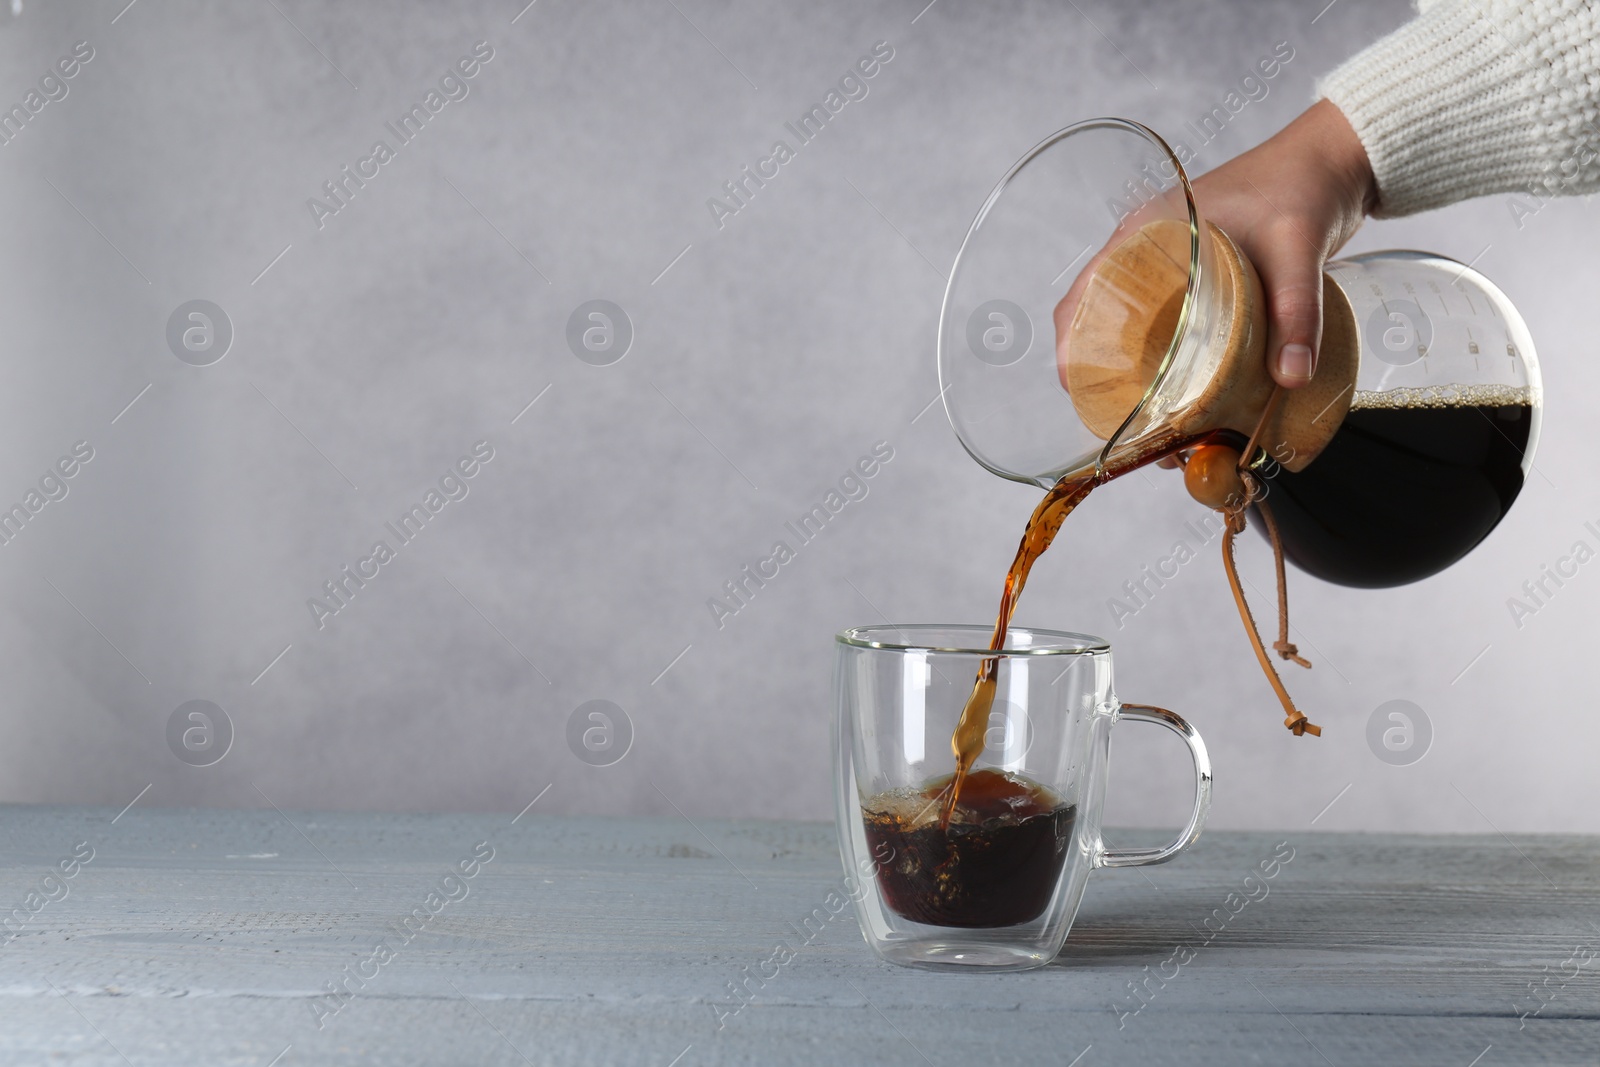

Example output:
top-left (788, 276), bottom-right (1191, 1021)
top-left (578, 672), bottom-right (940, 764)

top-left (650, 643), bottom-right (693, 686)
top-left (264, 1044), bottom-right (292, 1067)
top-left (1449, 643), bottom-right (1492, 686)
top-left (110, 0), bottom-right (140, 23)
top-left (1465, 1046), bottom-right (1493, 1067)
top-left (1051, 243), bottom-right (1094, 287)
top-left (844, 979), bottom-right (938, 1066)
top-left (1243, 977), bottom-right (1337, 1067)
top-left (1310, 0), bottom-right (1340, 24)
top-left (1309, 383), bottom-right (1353, 426)
top-left (1065, 1043), bottom-right (1093, 1067)
top-left (510, 0), bottom-right (538, 24)
top-left (1309, 782), bottom-right (1352, 825)
top-left (110, 383), bottom-right (152, 425)
top-left (910, 0), bottom-right (940, 24)
top-left (664, 1045), bottom-right (694, 1067)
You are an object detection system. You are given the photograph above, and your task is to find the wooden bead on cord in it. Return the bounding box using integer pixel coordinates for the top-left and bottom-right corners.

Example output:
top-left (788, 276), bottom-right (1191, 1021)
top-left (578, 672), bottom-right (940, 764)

top-left (1183, 443), bottom-right (1245, 510)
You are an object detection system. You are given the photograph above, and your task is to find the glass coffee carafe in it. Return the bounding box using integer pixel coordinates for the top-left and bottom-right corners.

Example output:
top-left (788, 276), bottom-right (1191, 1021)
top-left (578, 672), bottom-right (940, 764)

top-left (938, 118), bottom-right (1541, 588)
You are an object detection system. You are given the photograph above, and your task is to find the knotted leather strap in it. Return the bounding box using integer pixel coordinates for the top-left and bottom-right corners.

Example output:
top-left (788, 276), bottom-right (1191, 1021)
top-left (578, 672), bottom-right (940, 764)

top-left (1216, 386), bottom-right (1321, 738)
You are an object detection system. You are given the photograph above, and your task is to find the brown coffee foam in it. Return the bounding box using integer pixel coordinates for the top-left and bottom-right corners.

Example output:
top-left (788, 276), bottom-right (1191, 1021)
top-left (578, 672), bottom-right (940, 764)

top-left (1349, 384), bottom-right (1535, 410)
top-left (861, 783), bottom-right (1064, 829)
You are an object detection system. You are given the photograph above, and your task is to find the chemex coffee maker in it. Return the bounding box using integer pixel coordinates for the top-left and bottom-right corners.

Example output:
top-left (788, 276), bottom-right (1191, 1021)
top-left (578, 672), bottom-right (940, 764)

top-left (937, 118), bottom-right (1541, 735)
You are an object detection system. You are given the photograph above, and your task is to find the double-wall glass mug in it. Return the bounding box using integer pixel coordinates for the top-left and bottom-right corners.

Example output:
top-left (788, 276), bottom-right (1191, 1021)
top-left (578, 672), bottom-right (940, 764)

top-left (833, 624), bottom-right (1211, 971)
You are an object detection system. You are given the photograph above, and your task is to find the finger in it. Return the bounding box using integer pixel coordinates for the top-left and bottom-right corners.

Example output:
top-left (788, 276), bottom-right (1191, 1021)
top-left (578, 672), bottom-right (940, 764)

top-left (1249, 230), bottom-right (1325, 388)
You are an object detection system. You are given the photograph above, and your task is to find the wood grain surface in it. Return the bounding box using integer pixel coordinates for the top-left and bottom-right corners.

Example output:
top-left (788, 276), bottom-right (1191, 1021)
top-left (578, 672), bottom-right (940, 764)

top-left (0, 805), bottom-right (1595, 1065)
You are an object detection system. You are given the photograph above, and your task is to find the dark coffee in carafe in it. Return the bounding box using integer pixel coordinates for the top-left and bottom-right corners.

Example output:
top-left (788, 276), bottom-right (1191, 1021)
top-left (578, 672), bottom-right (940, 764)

top-left (1258, 385), bottom-right (1534, 587)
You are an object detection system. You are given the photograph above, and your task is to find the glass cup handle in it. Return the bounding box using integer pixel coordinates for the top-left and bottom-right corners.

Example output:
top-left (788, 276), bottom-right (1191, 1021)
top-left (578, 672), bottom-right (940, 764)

top-left (1096, 703), bottom-right (1212, 868)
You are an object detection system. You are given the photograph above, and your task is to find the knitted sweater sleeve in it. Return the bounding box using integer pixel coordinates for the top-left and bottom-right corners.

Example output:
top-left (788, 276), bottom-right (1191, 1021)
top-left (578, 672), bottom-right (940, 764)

top-left (1317, 0), bottom-right (1600, 217)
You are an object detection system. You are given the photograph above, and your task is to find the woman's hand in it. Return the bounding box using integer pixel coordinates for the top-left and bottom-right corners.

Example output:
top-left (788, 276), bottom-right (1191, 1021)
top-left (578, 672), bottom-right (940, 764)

top-left (1190, 99), bottom-right (1375, 386)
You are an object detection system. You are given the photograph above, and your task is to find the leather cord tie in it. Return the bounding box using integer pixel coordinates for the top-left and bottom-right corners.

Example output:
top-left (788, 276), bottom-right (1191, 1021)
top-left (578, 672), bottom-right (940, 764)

top-left (1216, 385), bottom-right (1321, 738)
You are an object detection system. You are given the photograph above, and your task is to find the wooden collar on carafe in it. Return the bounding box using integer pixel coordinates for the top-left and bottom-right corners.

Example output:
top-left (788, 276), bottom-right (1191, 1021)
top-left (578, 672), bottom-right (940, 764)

top-left (1062, 219), bottom-right (1358, 474)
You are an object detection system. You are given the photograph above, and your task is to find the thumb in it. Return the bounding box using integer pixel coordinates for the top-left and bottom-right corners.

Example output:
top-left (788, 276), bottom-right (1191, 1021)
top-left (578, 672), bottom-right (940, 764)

top-left (1252, 235), bottom-right (1325, 388)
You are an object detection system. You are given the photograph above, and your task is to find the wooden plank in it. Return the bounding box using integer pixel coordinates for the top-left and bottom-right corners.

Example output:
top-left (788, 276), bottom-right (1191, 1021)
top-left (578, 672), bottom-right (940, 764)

top-left (0, 805), bottom-right (1595, 1065)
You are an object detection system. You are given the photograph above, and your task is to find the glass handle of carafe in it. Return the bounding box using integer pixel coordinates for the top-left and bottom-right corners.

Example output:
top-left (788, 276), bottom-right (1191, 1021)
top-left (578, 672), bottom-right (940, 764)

top-left (1096, 703), bottom-right (1212, 868)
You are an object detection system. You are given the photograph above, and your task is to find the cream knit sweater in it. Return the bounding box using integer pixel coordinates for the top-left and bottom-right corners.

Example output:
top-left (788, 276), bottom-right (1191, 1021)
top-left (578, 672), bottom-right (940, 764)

top-left (1318, 0), bottom-right (1600, 217)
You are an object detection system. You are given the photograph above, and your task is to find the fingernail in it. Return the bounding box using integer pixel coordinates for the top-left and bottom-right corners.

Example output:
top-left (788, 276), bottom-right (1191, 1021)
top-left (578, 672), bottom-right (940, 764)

top-left (1277, 343), bottom-right (1314, 383)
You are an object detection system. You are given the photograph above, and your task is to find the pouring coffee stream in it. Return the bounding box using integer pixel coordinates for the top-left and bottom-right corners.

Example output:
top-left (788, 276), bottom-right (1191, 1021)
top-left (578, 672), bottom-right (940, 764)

top-left (935, 119), bottom-right (1541, 820)
top-left (938, 400), bottom-right (1311, 824)
top-left (940, 471), bottom-right (1095, 825)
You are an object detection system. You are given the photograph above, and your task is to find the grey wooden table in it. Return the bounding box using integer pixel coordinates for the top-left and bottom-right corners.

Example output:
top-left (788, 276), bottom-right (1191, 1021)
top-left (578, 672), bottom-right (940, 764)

top-left (1, 805), bottom-right (1596, 1066)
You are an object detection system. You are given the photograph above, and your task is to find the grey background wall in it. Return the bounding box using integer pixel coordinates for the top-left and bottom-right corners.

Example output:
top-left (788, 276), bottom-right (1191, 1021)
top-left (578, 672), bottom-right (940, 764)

top-left (0, 0), bottom-right (1592, 834)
